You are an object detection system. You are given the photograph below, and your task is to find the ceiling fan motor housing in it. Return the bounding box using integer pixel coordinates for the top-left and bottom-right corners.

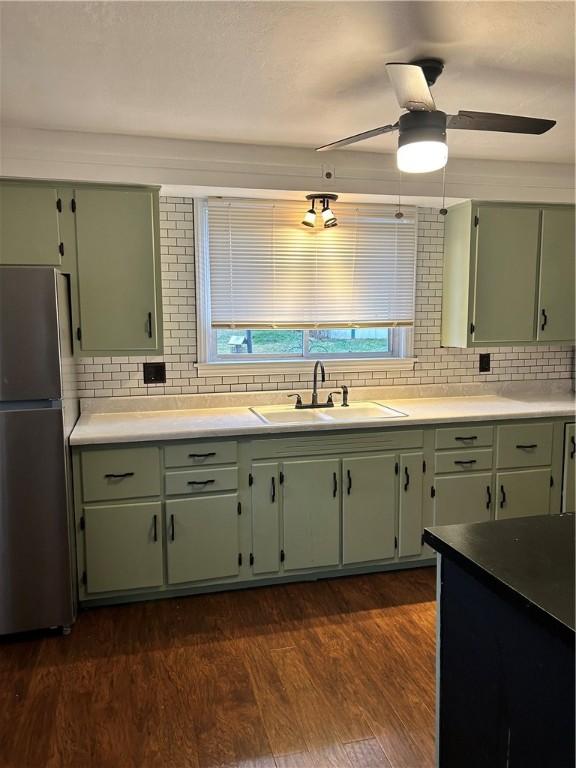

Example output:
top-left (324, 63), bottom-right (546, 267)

top-left (398, 110), bottom-right (447, 148)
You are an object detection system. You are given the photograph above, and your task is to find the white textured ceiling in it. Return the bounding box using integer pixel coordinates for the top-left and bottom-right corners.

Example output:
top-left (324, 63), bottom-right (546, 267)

top-left (1, 1), bottom-right (574, 163)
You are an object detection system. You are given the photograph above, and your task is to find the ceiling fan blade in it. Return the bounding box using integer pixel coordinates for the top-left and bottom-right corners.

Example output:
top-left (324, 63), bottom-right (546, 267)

top-left (447, 111), bottom-right (556, 135)
top-left (386, 63), bottom-right (435, 111)
top-left (315, 123), bottom-right (399, 152)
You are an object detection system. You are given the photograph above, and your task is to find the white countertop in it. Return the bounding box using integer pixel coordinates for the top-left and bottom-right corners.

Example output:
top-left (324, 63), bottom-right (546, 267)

top-left (70, 392), bottom-right (575, 446)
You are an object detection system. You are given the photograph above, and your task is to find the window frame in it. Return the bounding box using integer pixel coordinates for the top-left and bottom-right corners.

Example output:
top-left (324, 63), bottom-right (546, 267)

top-left (194, 198), bottom-right (416, 374)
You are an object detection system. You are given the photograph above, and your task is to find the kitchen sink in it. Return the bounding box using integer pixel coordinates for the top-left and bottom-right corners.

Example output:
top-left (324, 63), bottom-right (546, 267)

top-left (250, 401), bottom-right (406, 425)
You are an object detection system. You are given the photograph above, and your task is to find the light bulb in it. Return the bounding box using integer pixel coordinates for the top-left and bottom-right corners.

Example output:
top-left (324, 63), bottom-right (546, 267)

top-left (397, 140), bottom-right (448, 174)
top-left (302, 207), bottom-right (316, 227)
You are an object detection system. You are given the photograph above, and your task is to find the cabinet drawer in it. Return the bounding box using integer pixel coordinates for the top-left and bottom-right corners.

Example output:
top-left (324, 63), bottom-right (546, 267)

top-left (81, 446), bottom-right (161, 502)
top-left (435, 449), bottom-right (493, 474)
top-left (435, 426), bottom-right (493, 450)
top-left (165, 466), bottom-right (238, 496)
top-left (164, 440), bottom-right (238, 468)
top-left (496, 423), bottom-right (553, 468)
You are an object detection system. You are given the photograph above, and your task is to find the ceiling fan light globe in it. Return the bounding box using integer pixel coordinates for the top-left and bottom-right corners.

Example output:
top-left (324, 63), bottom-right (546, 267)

top-left (397, 140), bottom-right (448, 173)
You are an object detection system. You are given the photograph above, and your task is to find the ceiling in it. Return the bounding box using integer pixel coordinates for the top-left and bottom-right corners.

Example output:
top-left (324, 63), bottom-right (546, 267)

top-left (1, 1), bottom-right (574, 163)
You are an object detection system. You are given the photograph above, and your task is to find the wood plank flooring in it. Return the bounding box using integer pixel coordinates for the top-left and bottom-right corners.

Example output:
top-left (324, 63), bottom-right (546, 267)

top-left (0, 567), bottom-right (436, 768)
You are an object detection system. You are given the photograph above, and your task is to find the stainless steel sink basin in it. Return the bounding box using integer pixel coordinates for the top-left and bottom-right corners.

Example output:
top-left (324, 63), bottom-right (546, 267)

top-left (250, 401), bottom-right (406, 425)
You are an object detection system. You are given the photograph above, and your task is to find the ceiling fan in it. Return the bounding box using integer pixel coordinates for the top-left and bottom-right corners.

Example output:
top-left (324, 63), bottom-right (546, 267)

top-left (316, 59), bottom-right (556, 173)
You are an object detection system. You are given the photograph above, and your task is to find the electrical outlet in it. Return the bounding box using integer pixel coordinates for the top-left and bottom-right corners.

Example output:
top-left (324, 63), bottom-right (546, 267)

top-left (143, 362), bottom-right (166, 384)
top-left (479, 353), bottom-right (491, 373)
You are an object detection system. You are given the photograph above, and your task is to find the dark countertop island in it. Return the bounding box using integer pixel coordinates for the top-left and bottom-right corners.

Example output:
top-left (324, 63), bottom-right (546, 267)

top-left (424, 514), bottom-right (575, 768)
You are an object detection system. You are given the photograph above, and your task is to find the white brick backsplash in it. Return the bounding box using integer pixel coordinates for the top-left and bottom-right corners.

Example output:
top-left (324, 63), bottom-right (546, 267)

top-left (77, 199), bottom-right (574, 398)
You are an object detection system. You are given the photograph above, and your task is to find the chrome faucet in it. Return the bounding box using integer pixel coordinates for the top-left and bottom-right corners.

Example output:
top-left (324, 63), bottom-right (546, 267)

top-left (312, 360), bottom-right (325, 406)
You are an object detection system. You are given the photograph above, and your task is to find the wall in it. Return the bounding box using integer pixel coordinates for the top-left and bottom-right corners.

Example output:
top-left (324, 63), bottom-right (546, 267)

top-left (76, 197), bottom-right (573, 399)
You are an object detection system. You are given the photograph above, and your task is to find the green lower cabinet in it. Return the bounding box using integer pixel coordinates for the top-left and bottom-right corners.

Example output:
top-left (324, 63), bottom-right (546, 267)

top-left (398, 452), bottom-right (424, 558)
top-left (0, 183), bottom-right (62, 266)
top-left (166, 494), bottom-right (240, 585)
top-left (342, 454), bottom-right (396, 564)
top-left (495, 469), bottom-right (551, 520)
top-left (282, 458), bottom-right (340, 571)
top-left (434, 473), bottom-right (493, 526)
top-left (84, 501), bottom-right (163, 594)
top-left (563, 424), bottom-right (575, 514)
top-left (251, 462), bottom-right (281, 574)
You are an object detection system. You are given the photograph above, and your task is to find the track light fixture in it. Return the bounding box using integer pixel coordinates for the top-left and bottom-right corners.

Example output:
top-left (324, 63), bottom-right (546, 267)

top-left (302, 194), bottom-right (338, 228)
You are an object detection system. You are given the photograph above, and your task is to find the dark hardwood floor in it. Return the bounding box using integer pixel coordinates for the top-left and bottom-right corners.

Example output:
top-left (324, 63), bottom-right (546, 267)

top-left (0, 568), bottom-right (436, 768)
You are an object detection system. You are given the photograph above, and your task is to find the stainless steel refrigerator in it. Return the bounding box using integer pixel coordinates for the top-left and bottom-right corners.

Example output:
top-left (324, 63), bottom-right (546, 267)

top-left (0, 266), bottom-right (78, 635)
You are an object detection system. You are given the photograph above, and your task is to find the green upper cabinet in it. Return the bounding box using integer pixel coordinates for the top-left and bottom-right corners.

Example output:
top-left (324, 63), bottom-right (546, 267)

top-left (537, 208), bottom-right (575, 342)
top-left (0, 183), bottom-right (62, 265)
top-left (441, 201), bottom-right (575, 347)
top-left (75, 187), bottom-right (162, 355)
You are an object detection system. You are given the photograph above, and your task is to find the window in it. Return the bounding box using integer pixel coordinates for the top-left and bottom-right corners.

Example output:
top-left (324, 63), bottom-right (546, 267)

top-left (196, 197), bottom-right (417, 368)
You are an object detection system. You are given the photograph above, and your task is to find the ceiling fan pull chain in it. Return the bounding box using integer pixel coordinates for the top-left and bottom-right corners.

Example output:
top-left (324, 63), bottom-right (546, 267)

top-left (439, 165), bottom-right (448, 216)
top-left (395, 171), bottom-right (404, 219)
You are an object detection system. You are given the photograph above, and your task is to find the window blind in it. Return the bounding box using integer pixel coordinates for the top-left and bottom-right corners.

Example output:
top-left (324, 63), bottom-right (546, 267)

top-left (206, 198), bottom-right (417, 329)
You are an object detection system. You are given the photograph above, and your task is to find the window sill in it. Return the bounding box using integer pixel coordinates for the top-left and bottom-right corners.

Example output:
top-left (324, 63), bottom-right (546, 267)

top-left (195, 358), bottom-right (416, 377)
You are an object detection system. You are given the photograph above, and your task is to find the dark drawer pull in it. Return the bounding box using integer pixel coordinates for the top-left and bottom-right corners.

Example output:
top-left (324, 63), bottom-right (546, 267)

top-left (104, 472), bottom-right (134, 479)
top-left (271, 476), bottom-right (276, 503)
top-left (170, 514), bottom-right (175, 541)
top-left (540, 308), bottom-right (548, 331)
top-left (146, 311), bottom-right (153, 338)
top-left (516, 444), bottom-right (537, 450)
top-left (333, 471), bottom-right (338, 498)
top-left (454, 435), bottom-right (478, 442)
top-left (486, 486), bottom-right (492, 510)
top-left (347, 469), bottom-right (352, 495)
top-left (187, 479), bottom-right (216, 486)
top-left (404, 466), bottom-right (410, 491)
top-left (188, 452), bottom-right (217, 459)
top-left (454, 459), bottom-right (477, 466)
top-left (152, 514), bottom-right (158, 542)
top-left (500, 485), bottom-right (506, 508)
top-left (571, 435), bottom-right (575, 459)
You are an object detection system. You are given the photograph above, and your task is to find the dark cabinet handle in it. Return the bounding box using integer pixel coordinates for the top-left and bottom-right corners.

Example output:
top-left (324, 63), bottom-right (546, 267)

top-left (486, 486), bottom-right (492, 510)
top-left (333, 472), bottom-right (338, 498)
top-left (516, 444), bottom-right (537, 450)
top-left (404, 466), bottom-right (410, 491)
top-left (152, 514), bottom-right (158, 542)
top-left (146, 311), bottom-right (153, 338)
top-left (347, 469), bottom-right (352, 495)
top-left (271, 476), bottom-right (276, 503)
top-left (571, 435), bottom-right (575, 459)
top-left (170, 514), bottom-right (175, 541)
top-left (454, 459), bottom-right (477, 465)
top-left (541, 308), bottom-right (548, 331)
top-left (454, 436), bottom-right (478, 442)
top-left (187, 479), bottom-right (215, 486)
top-left (188, 452), bottom-right (217, 459)
top-left (104, 472), bottom-right (134, 479)
top-left (500, 485), bottom-right (506, 508)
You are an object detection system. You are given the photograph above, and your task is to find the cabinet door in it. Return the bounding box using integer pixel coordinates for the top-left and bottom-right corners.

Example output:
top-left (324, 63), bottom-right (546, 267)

top-left (84, 501), bottom-right (163, 593)
top-left (75, 187), bottom-right (161, 354)
top-left (342, 454), bottom-right (396, 564)
top-left (473, 206), bottom-right (540, 343)
top-left (434, 474), bottom-right (493, 526)
top-left (537, 208), bottom-right (575, 342)
top-left (282, 458), bottom-right (340, 571)
top-left (496, 469), bottom-right (551, 520)
top-left (398, 452), bottom-right (424, 558)
top-left (0, 184), bottom-right (62, 265)
top-left (562, 424), bottom-right (575, 514)
top-left (251, 462), bottom-right (281, 574)
top-left (166, 494), bottom-right (239, 585)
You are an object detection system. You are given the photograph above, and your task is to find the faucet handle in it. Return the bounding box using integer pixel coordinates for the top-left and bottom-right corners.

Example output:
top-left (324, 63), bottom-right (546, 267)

top-left (327, 391), bottom-right (341, 406)
top-left (341, 384), bottom-right (350, 407)
top-left (287, 393), bottom-right (303, 409)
